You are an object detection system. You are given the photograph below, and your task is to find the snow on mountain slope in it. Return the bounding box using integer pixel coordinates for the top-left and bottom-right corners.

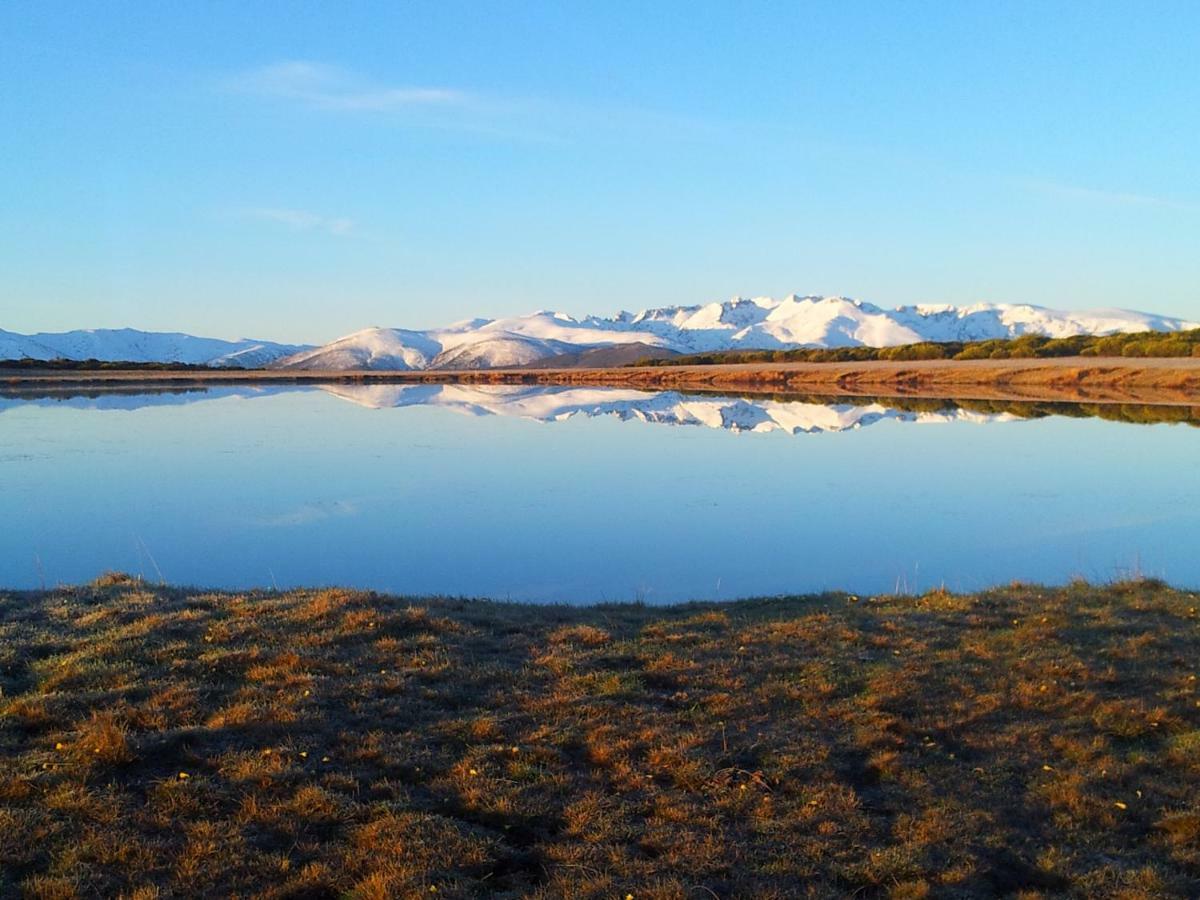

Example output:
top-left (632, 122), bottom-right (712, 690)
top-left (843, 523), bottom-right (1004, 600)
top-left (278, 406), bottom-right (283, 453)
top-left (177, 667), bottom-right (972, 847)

top-left (272, 327), bottom-right (442, 370)
top-left (274, 311), bottom-right (666, 370)
top-left (0, 328), bottom-right (310, 366)
top-left (890, 303), bottom-right (1196, 343)
top-left (209, 344), bottom-right (310, 368)
top-left (0, 330), bottom-right (55, 360)
top-left (430, 334), bottom-right (577, 369)
top-left (272, 296), bottom-right (1197, 370)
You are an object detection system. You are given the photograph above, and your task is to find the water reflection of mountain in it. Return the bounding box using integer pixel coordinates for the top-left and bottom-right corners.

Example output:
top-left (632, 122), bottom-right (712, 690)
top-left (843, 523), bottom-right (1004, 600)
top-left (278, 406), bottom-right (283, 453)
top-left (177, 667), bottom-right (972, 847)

top-left (316, 384), bottom-right (1016, 434)
top-left (2, 383), bottom-right (1196, 433)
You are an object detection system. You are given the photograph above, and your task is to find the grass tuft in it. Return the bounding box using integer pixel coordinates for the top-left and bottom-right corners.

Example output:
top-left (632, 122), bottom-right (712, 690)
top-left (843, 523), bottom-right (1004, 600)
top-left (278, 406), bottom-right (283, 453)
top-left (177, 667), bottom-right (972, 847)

top-left (1, 581), bottom-right (1198, 895)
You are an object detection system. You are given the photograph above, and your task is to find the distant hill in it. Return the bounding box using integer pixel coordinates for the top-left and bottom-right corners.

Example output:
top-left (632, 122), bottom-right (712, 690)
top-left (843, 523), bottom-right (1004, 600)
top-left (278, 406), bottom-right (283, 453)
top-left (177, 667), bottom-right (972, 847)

top-left (0, 328), bottom-right (309, 367)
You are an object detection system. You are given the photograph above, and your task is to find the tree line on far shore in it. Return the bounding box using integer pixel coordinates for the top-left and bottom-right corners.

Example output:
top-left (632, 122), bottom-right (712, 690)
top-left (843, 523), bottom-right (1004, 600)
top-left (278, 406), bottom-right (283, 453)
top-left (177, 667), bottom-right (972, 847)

top-left (635, 327), bottom-right (1200, 367)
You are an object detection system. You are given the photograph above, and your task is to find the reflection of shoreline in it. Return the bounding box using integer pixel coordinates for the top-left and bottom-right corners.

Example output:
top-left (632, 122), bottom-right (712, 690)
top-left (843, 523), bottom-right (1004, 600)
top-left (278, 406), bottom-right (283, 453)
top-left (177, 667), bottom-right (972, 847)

top-left (4, 356), bottom-right (1200, 406)
top-left (3, 383), bottom-right (1198, 432)
top-left (0, 385), bottom-right (301, 412)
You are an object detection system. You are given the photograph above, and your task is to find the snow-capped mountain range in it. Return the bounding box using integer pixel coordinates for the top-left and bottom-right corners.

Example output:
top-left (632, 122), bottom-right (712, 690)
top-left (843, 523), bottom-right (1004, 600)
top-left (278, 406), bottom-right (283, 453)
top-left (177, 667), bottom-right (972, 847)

top-left (272, 297), bottom-right (1197, 370)
top-left (3, 296), bottom-right (1196, 369)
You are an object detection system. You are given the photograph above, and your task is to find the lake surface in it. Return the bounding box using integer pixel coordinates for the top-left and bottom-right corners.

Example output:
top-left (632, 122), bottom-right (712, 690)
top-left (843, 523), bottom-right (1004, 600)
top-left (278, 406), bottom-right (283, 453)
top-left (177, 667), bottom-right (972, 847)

top-left (2, 384), bottom-right (1198, 602)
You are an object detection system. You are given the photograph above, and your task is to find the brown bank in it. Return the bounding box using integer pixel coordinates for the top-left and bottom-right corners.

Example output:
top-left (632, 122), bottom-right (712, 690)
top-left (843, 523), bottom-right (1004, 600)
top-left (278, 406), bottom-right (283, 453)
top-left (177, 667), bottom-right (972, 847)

top-left (5, 356), bottom-right (1200, 406)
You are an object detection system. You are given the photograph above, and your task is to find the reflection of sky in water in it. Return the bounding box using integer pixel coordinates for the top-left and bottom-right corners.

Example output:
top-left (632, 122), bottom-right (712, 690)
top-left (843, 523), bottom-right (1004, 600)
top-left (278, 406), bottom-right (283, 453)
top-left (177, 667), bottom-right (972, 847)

top-left (1, 386), bottom-right (1198, 602)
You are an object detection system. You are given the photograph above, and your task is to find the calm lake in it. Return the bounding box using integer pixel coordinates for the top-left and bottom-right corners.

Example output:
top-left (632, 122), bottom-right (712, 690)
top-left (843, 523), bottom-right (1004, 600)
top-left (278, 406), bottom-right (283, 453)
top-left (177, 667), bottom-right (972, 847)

top-left (2, 384), bottom-right (1198, 602)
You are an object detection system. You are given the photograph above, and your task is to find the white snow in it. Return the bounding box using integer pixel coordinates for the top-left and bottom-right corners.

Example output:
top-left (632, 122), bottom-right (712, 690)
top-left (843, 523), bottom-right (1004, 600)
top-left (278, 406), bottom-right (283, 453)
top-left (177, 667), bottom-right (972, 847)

top-left (271, 295), bottom-right (1198, 371)
top-left (0, 327), bottom-right (310, 367)
top-left (270, 327), bottom-right (440, 370)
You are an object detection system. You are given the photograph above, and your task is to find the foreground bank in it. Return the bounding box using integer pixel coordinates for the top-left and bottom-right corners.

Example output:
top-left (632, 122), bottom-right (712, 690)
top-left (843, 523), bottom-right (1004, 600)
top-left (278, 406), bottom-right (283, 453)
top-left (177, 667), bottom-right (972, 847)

top-left (2, 579), bottom-right (1199, 897)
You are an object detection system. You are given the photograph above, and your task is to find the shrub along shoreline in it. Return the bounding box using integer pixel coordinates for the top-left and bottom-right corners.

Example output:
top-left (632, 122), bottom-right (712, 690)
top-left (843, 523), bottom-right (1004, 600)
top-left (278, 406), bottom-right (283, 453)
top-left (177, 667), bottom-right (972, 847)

top-left (2, 577), bottom-right (1199, 897)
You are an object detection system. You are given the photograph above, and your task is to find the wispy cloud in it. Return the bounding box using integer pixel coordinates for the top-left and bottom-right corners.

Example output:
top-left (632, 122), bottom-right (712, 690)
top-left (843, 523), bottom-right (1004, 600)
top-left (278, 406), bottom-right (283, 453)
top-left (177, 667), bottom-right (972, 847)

top-left (237, 207), bottom-right (355, 235)
top-left (220, 60), bottom-right (720, 145)
top-left (224, 61), bottom-right (467, 112)
top-left (1018, 177), bottom-right (1197, 212)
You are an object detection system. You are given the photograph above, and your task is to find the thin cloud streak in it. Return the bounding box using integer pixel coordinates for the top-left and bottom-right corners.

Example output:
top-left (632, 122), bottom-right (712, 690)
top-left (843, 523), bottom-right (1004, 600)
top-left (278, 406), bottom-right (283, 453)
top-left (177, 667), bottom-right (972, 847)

top-left (1019, 177), bottom-right (1197, 212)
top-left (236, 207), bottom-right (355, 236)
top-left (224, 61), bottom-right (467, 112)
top-left (221, 60), bottom-right (723, 145)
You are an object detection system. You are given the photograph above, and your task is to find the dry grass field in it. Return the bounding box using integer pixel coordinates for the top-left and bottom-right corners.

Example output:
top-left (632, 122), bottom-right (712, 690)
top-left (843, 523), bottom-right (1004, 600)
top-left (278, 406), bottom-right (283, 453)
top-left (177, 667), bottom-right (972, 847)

top-left (2, 577), bottom-right (1199, 898)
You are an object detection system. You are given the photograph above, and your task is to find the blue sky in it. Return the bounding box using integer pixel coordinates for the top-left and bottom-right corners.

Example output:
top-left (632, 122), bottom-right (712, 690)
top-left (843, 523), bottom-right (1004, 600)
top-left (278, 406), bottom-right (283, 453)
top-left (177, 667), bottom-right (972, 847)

top-left (2, 1), bottom-right (1198, 343)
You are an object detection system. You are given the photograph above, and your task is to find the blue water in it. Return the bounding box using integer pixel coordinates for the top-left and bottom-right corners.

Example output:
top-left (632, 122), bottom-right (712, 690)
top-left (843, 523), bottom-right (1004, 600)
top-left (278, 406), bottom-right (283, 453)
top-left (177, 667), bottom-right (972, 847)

top-left (2, 384), bottom-right (1197, 602)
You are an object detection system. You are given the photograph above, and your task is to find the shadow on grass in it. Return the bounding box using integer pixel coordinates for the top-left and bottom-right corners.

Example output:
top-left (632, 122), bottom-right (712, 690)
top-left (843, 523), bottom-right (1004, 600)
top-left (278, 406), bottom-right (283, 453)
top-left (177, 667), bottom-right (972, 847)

top-left (2, 576), bottom-right (1199, 897)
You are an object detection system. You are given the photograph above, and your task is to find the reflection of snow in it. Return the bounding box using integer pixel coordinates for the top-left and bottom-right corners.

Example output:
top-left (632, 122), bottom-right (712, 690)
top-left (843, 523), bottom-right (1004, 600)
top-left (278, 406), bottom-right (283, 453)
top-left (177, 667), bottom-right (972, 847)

top-left (319, 384), bottom-right (1017, 435)
top-left (0, 383), bottom-right (1018, 436)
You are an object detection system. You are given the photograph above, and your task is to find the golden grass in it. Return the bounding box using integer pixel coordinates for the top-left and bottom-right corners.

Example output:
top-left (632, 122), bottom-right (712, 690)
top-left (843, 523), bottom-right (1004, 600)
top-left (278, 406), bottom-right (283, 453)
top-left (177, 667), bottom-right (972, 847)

top-left (1, 579), bottom-right (1199, 897)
